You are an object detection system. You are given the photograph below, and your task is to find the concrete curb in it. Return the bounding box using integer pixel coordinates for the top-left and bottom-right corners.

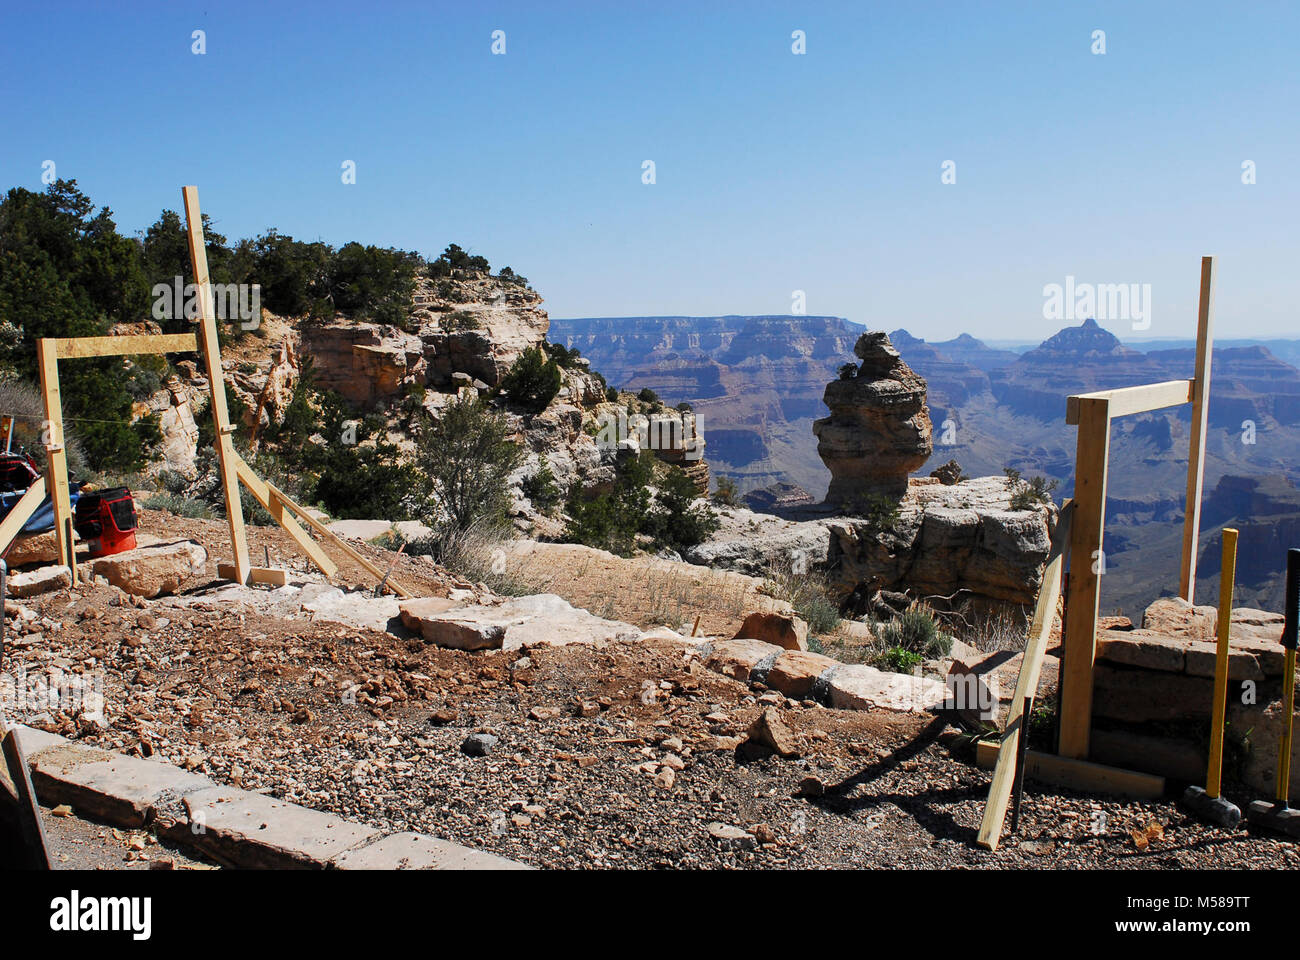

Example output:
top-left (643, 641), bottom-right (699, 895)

top-left (8, 724), bottom-right (528, 870)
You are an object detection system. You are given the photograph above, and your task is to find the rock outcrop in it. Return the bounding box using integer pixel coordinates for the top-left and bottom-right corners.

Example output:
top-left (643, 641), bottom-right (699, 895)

top-left (827, 476), bottom-right (1055, 611)
top-left (813, 331), bottom-right (933, 504)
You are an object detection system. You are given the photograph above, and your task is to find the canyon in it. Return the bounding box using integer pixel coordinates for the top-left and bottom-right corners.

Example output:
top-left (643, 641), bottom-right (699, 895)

top-left (551, 315), bottom-right (1300, 615)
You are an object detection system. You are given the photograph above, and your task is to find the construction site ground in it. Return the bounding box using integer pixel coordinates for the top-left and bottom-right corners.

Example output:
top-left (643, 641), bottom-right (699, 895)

top-left (8, 508), bottom-right (1300, 870)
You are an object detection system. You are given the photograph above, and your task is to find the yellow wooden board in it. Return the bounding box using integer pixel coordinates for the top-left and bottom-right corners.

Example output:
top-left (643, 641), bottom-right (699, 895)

top-left (1179, 256), bottom-right (1216, 602)
top-left (1065, 379), bottom-right (1192, 425)
top-left (976, 501), bottom-right (1074, 849)
top-left (975, 741), bottom-right (1165, 800)
top-left (52, 333), bottom-right (197, 359)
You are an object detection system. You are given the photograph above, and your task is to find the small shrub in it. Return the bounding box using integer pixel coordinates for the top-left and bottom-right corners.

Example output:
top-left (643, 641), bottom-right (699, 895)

top-left (874, 603), bottom-right (952, 658)
top-left (761, 562), bottom-right (842, 636)
top-left (521, 462), bottom-right (561, 515)
top-left (140, 492), bottom-right (214, 519)
top-left (418, 394), bottom-right (522, 534)
top-left (845, 493), bottom-right (901, 533)
top-left (645, 466), bottom-right (719, 552)
top-left (499, 346), bottom-right (561, 414)
top-left (445, 310), bottom-right (480, 331)
top-left (875, 646), bottom-right (923, 674)
top-left (636, 387), bottom-right (659, 405)
top-left (712, 475), bottom-right (739, 507)
top-left (604, 386), bottom-right (619, 403)
top-left (1009, 473), bottom-right (1058, 511)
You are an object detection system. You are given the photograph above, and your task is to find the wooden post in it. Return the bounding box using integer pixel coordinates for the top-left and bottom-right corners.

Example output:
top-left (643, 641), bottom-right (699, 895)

top-left (36, 339), bottom-right (75, 578)
top-left (182, 186), bottom-right (250, 585)
top-left (1179, 256), bottom-right (1216, 603)
top-left (977, 500), bottom-right (1074, 849)
top-left (1058, 398), bottom-right (1110, 759)
top-left (1207, 527), bottom-right (1238, 799)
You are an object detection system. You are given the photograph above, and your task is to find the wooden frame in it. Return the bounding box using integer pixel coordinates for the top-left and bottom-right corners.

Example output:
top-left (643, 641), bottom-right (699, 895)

top-left (3, 186), bottom-right (409, 598)
top-left (1057, 256), bottom-right (1216, 759)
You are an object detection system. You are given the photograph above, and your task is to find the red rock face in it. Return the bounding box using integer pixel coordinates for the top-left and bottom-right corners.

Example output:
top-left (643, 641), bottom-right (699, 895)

top-left (813, 331), bottom-right (933, 504)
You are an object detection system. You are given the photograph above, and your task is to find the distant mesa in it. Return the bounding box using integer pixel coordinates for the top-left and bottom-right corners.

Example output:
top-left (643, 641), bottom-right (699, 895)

top-left (742, 481), bottom-right (815, 513)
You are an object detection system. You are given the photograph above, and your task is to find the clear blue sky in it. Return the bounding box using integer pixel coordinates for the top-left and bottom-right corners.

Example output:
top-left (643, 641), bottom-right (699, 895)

top-left (2, 1), bottom-right (1297, 340)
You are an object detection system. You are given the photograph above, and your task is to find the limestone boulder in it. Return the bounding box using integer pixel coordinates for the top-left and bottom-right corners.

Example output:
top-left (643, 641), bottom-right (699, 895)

top-left (88, 540), bottom-right (207, 598)
top-left (702, 638), bottom-right (784, 682)
top-left (825, 664), bottom-right (949, 714)
top-left (398, 593), bottom-right (640, 651)
top-left (756, 650), bottom-right (838, 699)
top-left (6, 530), bottom-right (62, 568)
top-left (9, 564), bottom-right (72, 598)
top-left (733, 611), bottom-right (809, 652)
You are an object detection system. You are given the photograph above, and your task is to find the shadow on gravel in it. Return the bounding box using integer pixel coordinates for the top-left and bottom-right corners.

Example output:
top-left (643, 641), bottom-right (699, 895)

top-left (809, 715), bottom-right (982, 842)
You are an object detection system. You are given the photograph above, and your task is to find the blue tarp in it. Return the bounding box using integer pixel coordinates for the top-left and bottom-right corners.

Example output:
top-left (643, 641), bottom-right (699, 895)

top-left (0, 485), bottom-right (82, 535)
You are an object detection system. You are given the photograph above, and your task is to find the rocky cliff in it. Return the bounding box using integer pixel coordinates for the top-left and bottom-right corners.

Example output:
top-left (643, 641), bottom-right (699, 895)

top-left (300, 273), bottom-right (549, 411)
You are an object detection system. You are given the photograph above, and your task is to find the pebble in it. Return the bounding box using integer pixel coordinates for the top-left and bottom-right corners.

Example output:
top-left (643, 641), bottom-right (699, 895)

top-left (461, 733), bottom-right (498, 757)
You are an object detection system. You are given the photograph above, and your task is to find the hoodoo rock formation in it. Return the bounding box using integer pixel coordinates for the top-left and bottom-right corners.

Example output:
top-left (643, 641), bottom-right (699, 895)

top-left (813, 332), bottom-right (933, 504)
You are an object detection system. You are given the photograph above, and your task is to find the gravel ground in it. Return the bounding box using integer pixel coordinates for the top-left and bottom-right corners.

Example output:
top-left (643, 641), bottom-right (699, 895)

top-left (6, 510), bottom-right (1300, 870)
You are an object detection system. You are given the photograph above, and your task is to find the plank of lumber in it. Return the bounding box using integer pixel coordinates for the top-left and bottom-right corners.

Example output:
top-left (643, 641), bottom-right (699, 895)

top-left (37, 339), bottom-right (76, 579)
top-left (1065, 379), bottom-right (1192, 425)
top-left (977, 500), bottom-right (1074, 850)
top-left (218, 563), bottom-right (288, 587)
top-left (0, 476), bottom-right (48, 557)
top-left (975, 741), bottom-right (1165, 800)
top-left (1179, 256), bottom-right (1216, 602)
top-left (259, 479), bottom-right (412, 598)
top-left (52, 333), bottom-right (197, 359)
top-left (1059, 397), bottom-right (1110, 759)
top-left (232, 456), bottom-right (338, 578)
top-left (1, 728), bottom-right (51, 869)
top-left (183, 186), bottom-right (250, 586)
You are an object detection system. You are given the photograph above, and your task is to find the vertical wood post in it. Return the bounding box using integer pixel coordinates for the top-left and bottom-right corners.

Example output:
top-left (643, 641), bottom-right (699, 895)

top-left (1058, 397), bottom-right (1110, 759)
top-left (36, 339), bottom-right (76, 579)
top-left (1179, 256), bottom-right (1216, 602)
top-left (182, 186), bottom-right (250, 584)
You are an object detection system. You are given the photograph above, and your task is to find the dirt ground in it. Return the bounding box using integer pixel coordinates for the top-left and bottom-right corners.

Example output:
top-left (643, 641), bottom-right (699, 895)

top-left (6, 508), bottom-right (1300, 869)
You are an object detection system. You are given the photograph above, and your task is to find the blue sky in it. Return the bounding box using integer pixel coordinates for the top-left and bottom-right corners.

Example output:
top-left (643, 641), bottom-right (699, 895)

top-left (2, 1), bottom-right (1297, 340)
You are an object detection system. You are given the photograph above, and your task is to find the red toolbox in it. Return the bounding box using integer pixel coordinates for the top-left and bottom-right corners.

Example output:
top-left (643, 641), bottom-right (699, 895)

top-left (73, 487), bottom-right (138, 557)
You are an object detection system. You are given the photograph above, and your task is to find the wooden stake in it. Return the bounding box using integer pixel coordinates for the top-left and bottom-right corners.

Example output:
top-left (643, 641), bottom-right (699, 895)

top-left (1059, 399), bottom-right (1110, 759)
top-left (36, 339), bottom-right (75, 579)
top-left (0, 476), bottom-right (48, 558)
top-left (977, 501), bottom-right (1073, 849)
top-left (1179, 256), bottom-right (1216, 602)
top-left (183, 186), bottom-right (250, 585)
top-left (1, 728), bottom-right (51, 869)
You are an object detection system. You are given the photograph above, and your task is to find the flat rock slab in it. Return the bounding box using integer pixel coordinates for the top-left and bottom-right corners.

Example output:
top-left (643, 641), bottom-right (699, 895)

top-left (88, 539), bottom-right (206, 598)
top-left (8, 564), bottom-right (71, 598)
top-left (30, 743), bottom-right (214, 828)
top-left (400, 594), bottom-right (640, 651)
top-left (331, 832), bottom-right (530, 870)
top-left (174, 786), bottom-right (381, 869)
top-left (1097, 628), bottom-right (1274, 680)
top-left (301, 584), bottom-right (402, 632)
top-left (826, 664), bottom-right (949, 714)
